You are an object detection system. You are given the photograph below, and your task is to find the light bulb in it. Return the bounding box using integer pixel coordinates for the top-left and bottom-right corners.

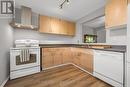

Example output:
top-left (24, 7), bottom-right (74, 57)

top-left (66, 0), bottom-right (70, 4)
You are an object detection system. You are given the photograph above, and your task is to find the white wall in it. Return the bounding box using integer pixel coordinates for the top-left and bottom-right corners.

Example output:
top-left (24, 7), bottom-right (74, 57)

top-left (78, 7), bottom-right (105, 24)
top-left (14, 29), bottom-right (73, 43)
top-left (77, 7), bottom-right (105, 43)
top-left (0, 19), bottom-right (13, 86)
top-left (82, 25), bottom-right (95, 42)
top-left (72, 23), bottom-right (83, 43)
top-left (127, 4), bottom-right (130, 87)
top-left (82, 25), bottom-right (95, 35)
top-left (96, 28), bottom-right (106, 43)
top-left (106, 27), bottom-right (127, 45)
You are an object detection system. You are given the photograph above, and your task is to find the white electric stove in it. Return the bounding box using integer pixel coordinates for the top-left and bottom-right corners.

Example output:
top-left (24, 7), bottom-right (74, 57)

top-left (10, 39), bottom-right (40, 79)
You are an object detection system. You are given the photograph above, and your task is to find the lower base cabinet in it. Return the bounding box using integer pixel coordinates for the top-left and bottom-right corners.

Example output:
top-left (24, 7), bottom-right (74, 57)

top-left (62, 47), bottom-right (72, 63)
top-left (72, 48), bottom-right (81, 66)
top-left (53, 48), bottom-right (63, 66)
top-left (80, 49), bottom-right (93, 73)
top-left (42, 47), bottom-right (93, 74)
top-left (42, 47), bottom-right (73, 69)
top-left (42, 48), bottom-right (54, 68)
top-left (71, 48), bottom-right (93, 73)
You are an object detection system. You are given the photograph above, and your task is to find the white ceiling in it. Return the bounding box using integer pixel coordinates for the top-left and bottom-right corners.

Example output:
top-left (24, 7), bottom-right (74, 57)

top-left (83, 16), bottom-right (105, 29)
top-left (15, 0), bottom-right (107, 22)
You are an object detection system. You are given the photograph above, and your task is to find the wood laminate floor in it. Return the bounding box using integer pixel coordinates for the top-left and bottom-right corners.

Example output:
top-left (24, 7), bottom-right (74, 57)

top-left (5, 65), bottom-right (113, 87)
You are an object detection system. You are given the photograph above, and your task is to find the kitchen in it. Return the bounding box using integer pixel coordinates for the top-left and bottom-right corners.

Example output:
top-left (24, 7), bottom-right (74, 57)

top-left (0, 0), bottom-right (129, 87)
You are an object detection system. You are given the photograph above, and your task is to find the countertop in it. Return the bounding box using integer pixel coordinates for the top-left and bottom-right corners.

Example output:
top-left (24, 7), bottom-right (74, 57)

top-left (39, 44), bottom-right (126, 53)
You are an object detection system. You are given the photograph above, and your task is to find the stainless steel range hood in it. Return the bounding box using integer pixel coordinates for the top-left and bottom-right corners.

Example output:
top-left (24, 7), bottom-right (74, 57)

top-left (10, 6), bottom-right (39, 29)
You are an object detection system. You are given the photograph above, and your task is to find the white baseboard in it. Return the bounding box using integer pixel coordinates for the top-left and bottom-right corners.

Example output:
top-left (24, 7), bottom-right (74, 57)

top-left (0, 76), bottom-right (9, 87)
top-left (42, 63), bottom-right (93, 76)
top-left (42, 63), bottom-right (72, 70)
top-left (71, 63), bottom-right (93, 76)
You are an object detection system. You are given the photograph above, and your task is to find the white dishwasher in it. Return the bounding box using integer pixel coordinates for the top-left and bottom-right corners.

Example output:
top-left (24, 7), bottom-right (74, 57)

top-left (94, 50), bottom-right (124, 87)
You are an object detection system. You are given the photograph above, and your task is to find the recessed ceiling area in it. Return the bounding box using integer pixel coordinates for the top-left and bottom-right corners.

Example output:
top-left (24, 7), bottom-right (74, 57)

top-left (83, 16), bottom-right (105, 29)
top-left (15, 0), bottom-right (107, 21)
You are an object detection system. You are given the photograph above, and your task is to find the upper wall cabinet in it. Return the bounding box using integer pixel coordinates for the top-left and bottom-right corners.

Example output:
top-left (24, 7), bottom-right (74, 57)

top-left (39, 15), bottom-right (76, 36)
top-left (39, 15), bottom-right (52, 33)
top-left (105, 0), bottom-right (127, 29)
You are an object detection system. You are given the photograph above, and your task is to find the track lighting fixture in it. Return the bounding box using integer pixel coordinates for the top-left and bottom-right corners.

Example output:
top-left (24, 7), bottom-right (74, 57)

top-left (60, 0), bottom-right (70, 9)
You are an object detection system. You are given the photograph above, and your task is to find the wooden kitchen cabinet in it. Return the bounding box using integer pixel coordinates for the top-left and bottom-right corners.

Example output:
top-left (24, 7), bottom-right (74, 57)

top-left (42, 48), bottom-right (54, 68)
top-left (51, 18), bottom-right (61, 34)
top-left (105, 0), bottom-right (127, 28)
top-left (53, 48), bottom-right (63, 66)
top-left (42, 47), bottom-right (72, 69)
top-left (42, 47), bottom-right (93, 73)
top-left (62, 47), bottom-right (72, 63)
top-left (71, 48), bottom-right (93, 73)
top-left (67, 22), bottom-right (75, 35)
top-left (80, 49), bottom-right (93, 73)
top-left (39, 15), bottom-right (75, 36)
top-left (39, 16), bottom-right (52, 33)
top-left (72, 48), bottom-right (81, 66)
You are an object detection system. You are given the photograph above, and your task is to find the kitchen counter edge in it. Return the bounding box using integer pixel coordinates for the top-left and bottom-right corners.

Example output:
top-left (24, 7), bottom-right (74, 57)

top-left (39, 44), bottom-right (126, 53)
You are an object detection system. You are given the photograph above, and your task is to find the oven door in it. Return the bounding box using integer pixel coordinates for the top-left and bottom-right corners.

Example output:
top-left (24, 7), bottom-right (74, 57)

top-left (10, 48), bottom-right (40, 71)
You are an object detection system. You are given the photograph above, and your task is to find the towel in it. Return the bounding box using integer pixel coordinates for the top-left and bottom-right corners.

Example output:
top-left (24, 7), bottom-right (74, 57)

top-left (20, 48), bottom-right (30, 63)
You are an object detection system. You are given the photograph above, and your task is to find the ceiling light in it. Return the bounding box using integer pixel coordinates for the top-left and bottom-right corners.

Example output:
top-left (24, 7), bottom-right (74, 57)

top-left (60, 4), bottom-right (63, 9)
top-left (60, 0), bottom-right (70, 9)
top-left (66, 0), bottom-right (70, 4)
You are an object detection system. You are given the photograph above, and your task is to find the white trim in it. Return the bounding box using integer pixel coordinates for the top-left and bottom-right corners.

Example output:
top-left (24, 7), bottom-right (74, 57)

top-left (0, 76), bottom-right (9, 87)
top-left (42, 63), bottom-right (93, 76)
top-left (71, 63), bottom-right (93, 76)
top-left (42, 63), bottom-right (72, 70)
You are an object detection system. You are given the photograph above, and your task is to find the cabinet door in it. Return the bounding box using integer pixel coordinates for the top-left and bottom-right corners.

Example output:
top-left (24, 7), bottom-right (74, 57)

top-left (105, 0), bottom-right (127, 28)
top-left (71, 48), bottom-right (93, 73)
top-left (59, 20), bottom-right (68, 35)
top-left (67, 22), bottom-right (75, 36)
top-left (80, 49), bottom-right (93, 73)
top-left (51, 18), bottom-right (60, 34)
top-left (62, 48), bottom-right (72, 63)
top-left (53, 48), bottom-right (63, 66)
top-left (39, 15), bottom-right (75, 36)
top-left (72, 48), bottom-right (81, 66)
top-left (42, 48), bottom-right (54, 68)
top-left (73, 52), bottom-right (81, 66)
top-left (39, 15), bottom-right (52, 33)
